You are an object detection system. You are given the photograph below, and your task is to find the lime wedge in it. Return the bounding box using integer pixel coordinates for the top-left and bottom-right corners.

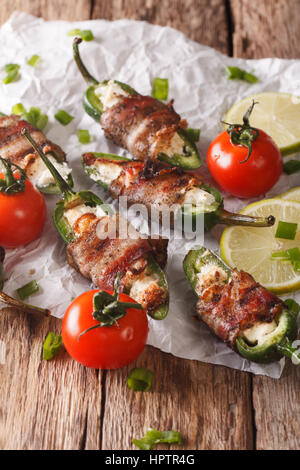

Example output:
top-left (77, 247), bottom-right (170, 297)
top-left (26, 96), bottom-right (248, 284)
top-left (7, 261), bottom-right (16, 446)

top-left (225, 92), bottom-right (300, 156)
top-left (220, 198), bottom-right (300, 293)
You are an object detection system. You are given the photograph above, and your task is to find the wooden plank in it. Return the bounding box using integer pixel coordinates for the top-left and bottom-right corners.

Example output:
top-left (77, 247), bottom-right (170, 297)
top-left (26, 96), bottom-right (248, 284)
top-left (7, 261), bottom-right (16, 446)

top-left (101, 346), bottom-right (254, 450)
top-left (0, 0), bottom-right (92, 25)
top-left (92, 0), bottom-right (230, 54)
top-left (231, 0), bottom-right (300, 450)
top-left (0, 309), bottom-right (103, 450)
top-left (230, 0), bottom-right (300, 58)
top-left (252, 363), bottom-right (300, 450)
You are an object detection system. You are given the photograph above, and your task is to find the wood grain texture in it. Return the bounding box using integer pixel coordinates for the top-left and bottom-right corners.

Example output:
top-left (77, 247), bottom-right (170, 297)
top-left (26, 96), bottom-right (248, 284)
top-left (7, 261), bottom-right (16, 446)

top-left (0, 0), bottom-right (92, 25)
top-left (231, 0), bottom-right (300, 58)
top-left (0, 309), bottom-right (103, 450)
top-left (101, 346), bottom-right (253, 450)
top-left (92, 0), bottom-right (229, 53)
top-left (252, 362), bottom-right (300, 450)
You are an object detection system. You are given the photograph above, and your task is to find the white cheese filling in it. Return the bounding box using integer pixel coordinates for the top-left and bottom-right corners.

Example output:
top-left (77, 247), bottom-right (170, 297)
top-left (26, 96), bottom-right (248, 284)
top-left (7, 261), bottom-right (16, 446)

top-left (196, 264), bottom-right (228, 295)
top-left (88, 161), bottom-right (123, 185)
top-left (95, 80), bottom-right (129, 111)
top-left (64, 204), bottom-right (106, 228)
top-left (158, 132), bottom-right (185, 157)
top-left (28, 155), bottom-right (72, 188)
top-left (184, 187), bottom-right (216, 207)
top-left (242, 321), bottom-right (278, 346)
top-left (129, 274), bottom-right (160, 305)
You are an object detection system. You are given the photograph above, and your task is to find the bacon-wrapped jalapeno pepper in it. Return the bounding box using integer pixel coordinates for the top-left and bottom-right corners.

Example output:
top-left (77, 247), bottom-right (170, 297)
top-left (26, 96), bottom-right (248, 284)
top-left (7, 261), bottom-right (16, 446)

top-left (23, 130), bottom-right (169, 320)
top-left (73, 38), bottom-right (201, 170)
top-left (82, 153), bottom-right (275, 231)
top-left (183, 247), bottom-right (299, 364)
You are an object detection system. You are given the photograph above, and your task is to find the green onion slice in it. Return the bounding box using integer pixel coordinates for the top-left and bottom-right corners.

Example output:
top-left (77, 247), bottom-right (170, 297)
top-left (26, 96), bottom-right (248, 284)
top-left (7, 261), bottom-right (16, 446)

top-left (68, 29), bottom-right (94, 41)
top-left (152, 78), bottom-right (169, 101)
top-left (283, 160), bottom-right (300, 175)
top-left (27, 54), bottom-right (41, 67)
top-left (55, 110), bottom-right (74, 126)
top-left (285, 298), bottom-right (300, 318)
top-left (3, 64), bottom-right (20, 84)
top-left (271, 247), bottom-right (300, 273)
top-left (12, 103), bottom-right (26, 116)
top-left (225, 66), bottom-right (258, 84)
top-left (17, 280), bottom-right (39, 300)
top-left (127, 368), bottom-right (153, 391)
top-left (36, 114), bottom-right (48, 131)
top-left (133, 428), bottom-right (182, 450)
top-left (77, 129), bottom-right (91, 144)
top-left (185, 128), bottom-right (200, 142)
top-left (275, 221), bottom-right (298, 240)
top-left (43, 332), bottom-right (63, 361)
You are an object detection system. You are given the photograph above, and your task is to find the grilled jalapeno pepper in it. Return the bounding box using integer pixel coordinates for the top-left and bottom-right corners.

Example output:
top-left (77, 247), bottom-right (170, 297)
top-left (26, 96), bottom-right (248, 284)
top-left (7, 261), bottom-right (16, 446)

top-left (22, 130), bottom-right (169, 320)
top-left (73, 38), bottom-right (201, 170)
top-left (183, 247), bottom-right (299, 365)
top-left (82, 153), bottom-right (275, 232)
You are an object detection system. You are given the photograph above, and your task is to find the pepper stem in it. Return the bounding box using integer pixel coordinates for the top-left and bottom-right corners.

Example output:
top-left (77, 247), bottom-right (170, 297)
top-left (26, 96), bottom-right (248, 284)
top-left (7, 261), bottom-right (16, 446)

top-left (22, 129), bottom-right (75, 199)
top-left (277, 340), bottom-right (300, 365)
top-left (0, 291), bottom-right (50, 317)
top-left (73, 37), bottom-right (99, 85)
top-left (0, 157), bottom-right (26, 194)
top-left (217, 208), bottom-right (275, 227)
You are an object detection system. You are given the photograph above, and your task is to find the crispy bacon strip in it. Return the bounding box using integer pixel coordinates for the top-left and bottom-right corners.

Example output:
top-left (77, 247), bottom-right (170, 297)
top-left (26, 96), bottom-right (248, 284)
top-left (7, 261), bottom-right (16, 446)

top-left (100, 95), bottom-right (187, 160)
top-left (82, 155), bottom-right (200, 211)
top-left (0, 115), bottom-right (65, 171)
top-left (196, 269), bottom-right (283, 349)
top-left (66, 213), bottom-right (168, 293)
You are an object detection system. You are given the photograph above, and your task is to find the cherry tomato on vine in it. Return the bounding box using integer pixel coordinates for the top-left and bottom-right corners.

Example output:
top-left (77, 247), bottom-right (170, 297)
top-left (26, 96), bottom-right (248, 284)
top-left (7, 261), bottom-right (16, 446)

top-left (62, 289), bottom-right (148, 369)
top-left (0, 165), bottom-right (46, 248)
top-left (206, 102), bottom-right (282, 198)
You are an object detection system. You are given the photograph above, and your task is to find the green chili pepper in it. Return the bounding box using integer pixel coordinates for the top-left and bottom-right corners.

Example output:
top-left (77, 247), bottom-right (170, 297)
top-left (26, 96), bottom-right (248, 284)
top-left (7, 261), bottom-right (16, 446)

top-left (183, 247), bottom-right (299, 365)
top-left (22, 130), bottom-right (169, 320)
top-left (127, 367), bottom-right (153, 391)
top-left (17, 280), bottom-right (39, 300)
top-left (133, 428), bottom-right (182, 450)
top-left (43, 332), bottom-right (63, 360)
top-left (73, 38), bottom-right (202, 170)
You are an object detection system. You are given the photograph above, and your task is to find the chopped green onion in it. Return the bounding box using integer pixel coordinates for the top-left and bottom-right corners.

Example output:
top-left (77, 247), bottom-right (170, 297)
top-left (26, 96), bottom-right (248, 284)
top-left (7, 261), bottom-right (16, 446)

top-left (285, 298), bottom-right (300, 318)
top-left (127, 368), bottom-right (153, 391)
top-left (3, 64), bottom-right (20, 84)
top-left (270, 251), bottom-right (290, 261)
top-left (80, 30), bottom-right (94, 41)
top-left (152, 78), bottom-right (169, 101)
top-left (36, 114), bottom-right (48, 131)
top-left (77, 129), bottom-right (91, 144)
top-left (283, 160), bottom-right (300, 175)
top-left (275, 221), bottom-right (298, 240)
top-left (43, 332), bottom-right (63, 361)
top-left (133, 428), bottom-right (182, 450)
top-left (17, 280), bottom-right (39, 300)
top-left (225, 66), bottom-right (258, 84)
top-left (55, 110), bottom-right (74, 126)
top-left (24, 107), bottom-right (41, 126)
top-left (12, 103), bottom-right (26, 116)
top-left (271, 247), bottom-right (300, 273)
top-left (67, 29), bottom-right (94, 41)
top-left (185, 128), bottom-right (200, 142)
top-left (27, 54), bottom-right (41, 67)
top-left (67, 28), bottom-right (81, 37)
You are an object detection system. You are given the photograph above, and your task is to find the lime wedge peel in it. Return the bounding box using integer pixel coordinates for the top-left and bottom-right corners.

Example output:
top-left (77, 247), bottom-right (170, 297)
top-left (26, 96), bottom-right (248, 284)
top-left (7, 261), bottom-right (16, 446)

top-left (225, 92), bottom-right (300, 157)
top-left (220, 198), bottom-right (300, 294)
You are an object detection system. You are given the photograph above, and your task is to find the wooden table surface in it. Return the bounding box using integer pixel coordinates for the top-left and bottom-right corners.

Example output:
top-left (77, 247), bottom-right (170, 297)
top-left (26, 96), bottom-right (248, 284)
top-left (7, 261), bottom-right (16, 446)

top-left (0, 0), bottom-right (300, 451)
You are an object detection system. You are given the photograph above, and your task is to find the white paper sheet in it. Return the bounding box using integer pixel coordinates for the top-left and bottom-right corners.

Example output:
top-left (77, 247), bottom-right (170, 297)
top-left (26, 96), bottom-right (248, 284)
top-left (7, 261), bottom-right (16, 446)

top-left (1, 12), bottom-right (299, 378)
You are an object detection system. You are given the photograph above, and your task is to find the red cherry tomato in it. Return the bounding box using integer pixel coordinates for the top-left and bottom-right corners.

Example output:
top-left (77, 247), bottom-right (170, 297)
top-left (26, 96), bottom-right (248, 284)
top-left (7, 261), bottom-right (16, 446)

top-left (62, 290), bottom-right (148, 369)
top-left (0, 175), bottom-right (46, 248)
top-left (206, 129), bottom-right (282, 198)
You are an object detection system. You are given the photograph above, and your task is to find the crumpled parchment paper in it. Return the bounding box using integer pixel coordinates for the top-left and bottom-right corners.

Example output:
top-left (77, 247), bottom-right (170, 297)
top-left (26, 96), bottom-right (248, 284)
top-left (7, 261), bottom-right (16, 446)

top-left (1, 12), bottom-right (299, 378)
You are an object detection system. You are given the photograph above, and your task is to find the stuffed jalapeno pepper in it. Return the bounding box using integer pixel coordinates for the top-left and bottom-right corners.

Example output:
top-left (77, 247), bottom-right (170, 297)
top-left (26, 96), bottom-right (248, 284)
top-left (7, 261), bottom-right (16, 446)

top-left (22, 130), bottom-right (169, 320)
top-left (73, 38), bottom-right (201, 170)
top-left (82, 153), bottom-right (275, 231)
top-left (183, 247), bottom-right (300, 364)
top-left (0, 115), bottom-right (73, 194)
